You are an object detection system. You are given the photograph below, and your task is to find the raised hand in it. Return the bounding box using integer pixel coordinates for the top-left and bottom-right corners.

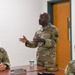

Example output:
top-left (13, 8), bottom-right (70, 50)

top-left (19, 35), bottom-right (28, 43)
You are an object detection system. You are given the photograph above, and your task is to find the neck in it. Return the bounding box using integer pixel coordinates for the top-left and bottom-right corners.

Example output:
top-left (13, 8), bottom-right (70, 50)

top-left (42, 23), bottom-right (48, 27)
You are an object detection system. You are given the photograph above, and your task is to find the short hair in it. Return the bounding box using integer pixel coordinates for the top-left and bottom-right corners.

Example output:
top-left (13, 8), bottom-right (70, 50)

top-left (40, 12), bottom-right (50, 21)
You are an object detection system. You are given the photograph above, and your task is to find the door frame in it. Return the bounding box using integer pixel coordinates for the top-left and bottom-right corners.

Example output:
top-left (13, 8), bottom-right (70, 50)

top-left (47, 0), bottom-right (72, 59)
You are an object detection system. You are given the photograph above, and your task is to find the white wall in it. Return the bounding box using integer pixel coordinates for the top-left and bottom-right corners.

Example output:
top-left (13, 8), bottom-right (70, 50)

top-left (71, 0), bottom-right (75, 60)
top-left (0, 0), bottom-right (49, 67)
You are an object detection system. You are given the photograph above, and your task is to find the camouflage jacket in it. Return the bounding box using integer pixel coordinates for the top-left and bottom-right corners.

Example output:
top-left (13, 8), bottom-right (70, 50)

top-left (65, 60), bottom-right (75, 75)
top-left (25, 23), bottom-right (59, 67)
top-left (0, 47), bottom-right (10, 68)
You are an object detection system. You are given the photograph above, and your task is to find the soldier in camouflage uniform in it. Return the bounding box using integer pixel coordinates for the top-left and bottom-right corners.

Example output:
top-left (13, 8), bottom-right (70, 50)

top-left (19, 12), bottom-right (59, 71)
top-left (65, 60), bottom-right (75, 75)
top-left (0, 47), bottom-right (10, 71)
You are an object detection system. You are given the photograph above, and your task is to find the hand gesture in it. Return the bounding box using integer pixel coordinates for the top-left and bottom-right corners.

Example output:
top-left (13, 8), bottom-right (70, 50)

top-left (19, 35), bottom-right (27, 43)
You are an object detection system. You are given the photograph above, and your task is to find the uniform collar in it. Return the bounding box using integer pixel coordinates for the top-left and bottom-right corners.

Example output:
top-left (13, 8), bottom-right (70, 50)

top-left (42, 23), bottom-right (51, 31)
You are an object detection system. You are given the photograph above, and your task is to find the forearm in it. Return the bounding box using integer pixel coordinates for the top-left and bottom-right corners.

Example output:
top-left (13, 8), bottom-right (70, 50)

top-left (25, 40), bottom-right (37, 48)
top-left (0, 47), bottom-right (10, 69)
top-left (44, 39), bottom-right (57, 47)
top-left (37, 38), bottom-right (57, 48)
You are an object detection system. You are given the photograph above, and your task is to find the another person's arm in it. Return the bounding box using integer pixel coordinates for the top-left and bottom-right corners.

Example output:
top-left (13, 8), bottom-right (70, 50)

top-left (0, 48), bottom-right (10, 71)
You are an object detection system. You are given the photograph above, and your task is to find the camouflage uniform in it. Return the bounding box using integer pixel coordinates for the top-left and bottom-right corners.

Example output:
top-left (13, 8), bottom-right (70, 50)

top-left (0, 47), bottom-right (10, 68)
top-left (65, 60), bottom-right (75, 75)
top-left (25, 23), bottom-right (59, 70)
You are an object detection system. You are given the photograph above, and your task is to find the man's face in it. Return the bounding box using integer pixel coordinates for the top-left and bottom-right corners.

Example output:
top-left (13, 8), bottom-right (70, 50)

top-left (39, 15), bottom-right (47, 25)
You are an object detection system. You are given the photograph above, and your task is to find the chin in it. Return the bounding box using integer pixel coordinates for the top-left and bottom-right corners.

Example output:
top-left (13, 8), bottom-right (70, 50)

top-left (39, 23), bottom-right (42, 25)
